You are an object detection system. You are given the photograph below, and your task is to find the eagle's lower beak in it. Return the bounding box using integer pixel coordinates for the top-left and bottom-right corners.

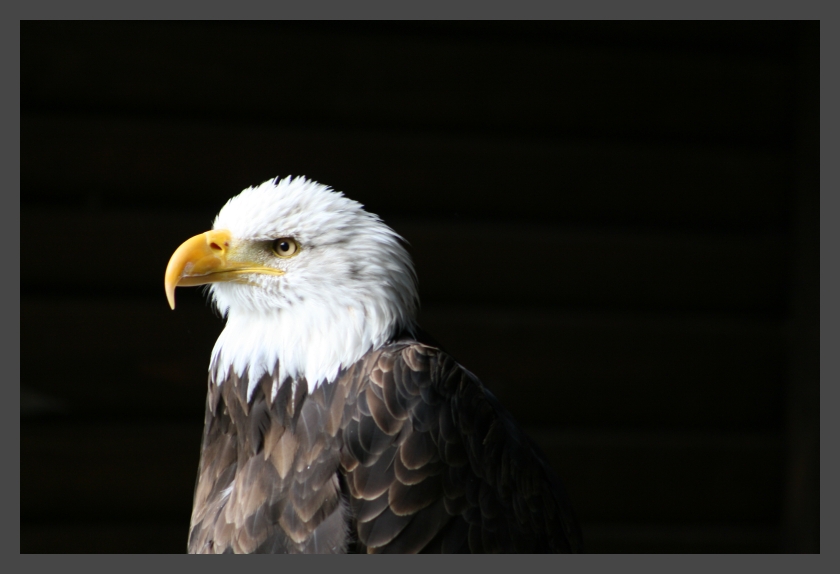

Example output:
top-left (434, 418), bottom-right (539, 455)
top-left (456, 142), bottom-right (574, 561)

top-left (164, 229), bottom-right (284, 310)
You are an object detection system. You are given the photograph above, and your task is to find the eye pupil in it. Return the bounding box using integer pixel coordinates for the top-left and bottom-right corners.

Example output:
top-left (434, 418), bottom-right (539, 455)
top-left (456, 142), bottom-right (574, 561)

top-left (279, 242), bottom-right (289, 252)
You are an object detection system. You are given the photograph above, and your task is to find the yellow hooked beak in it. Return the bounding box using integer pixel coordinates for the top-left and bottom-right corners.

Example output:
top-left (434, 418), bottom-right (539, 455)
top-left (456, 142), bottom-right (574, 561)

top-left (164, 229), bottom-right (284, 310)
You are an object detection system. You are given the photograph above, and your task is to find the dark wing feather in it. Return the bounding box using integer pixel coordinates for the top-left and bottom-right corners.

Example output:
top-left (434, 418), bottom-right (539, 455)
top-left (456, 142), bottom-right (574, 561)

top-left (339, 342), bottom-right (582, 553)
top-left (188, 340), bottom-right (581, 553)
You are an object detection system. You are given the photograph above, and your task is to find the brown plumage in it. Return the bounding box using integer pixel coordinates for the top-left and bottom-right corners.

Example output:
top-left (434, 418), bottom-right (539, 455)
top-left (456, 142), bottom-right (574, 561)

top-left (187, 337), bottom-right (582, 554)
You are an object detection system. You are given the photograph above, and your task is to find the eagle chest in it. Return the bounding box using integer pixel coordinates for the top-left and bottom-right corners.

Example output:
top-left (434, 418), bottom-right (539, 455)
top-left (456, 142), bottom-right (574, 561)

top-left (188, 345), bottom-right (445, 553)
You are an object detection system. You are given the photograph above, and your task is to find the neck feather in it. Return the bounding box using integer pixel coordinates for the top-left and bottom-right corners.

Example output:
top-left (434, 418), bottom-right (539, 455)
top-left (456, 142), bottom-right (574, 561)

top-left (210, 300), bottom-right (412, 401)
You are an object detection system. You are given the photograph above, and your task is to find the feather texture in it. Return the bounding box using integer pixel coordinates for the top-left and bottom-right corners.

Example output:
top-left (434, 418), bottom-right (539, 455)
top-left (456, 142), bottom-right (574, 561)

top-left (188, 338), bottom-right (582, 553)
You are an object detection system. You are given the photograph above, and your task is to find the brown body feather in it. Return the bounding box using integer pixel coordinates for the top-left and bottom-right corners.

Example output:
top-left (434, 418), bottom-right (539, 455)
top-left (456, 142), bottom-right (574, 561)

top-left (188, 339), bottom-right (582, 553)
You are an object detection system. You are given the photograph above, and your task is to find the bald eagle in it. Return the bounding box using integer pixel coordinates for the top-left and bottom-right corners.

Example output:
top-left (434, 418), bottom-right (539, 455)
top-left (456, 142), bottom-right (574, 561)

top-left (164, 176), bottom-right (582, 553)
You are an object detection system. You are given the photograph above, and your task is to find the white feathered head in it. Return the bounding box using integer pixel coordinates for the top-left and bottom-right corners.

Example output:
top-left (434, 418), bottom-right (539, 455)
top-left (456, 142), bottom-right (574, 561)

top-left (165, 176), bottom-right (418, 395)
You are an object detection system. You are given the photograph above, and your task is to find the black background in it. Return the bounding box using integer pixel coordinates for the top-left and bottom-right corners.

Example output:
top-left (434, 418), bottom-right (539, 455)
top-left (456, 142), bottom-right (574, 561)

top-left (20, 21), bottom-right (819, 553)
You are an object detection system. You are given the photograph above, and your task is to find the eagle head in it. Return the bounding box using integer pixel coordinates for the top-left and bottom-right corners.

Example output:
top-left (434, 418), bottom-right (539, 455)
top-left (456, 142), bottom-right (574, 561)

top-left (165, 176), bottom-right (418, 395)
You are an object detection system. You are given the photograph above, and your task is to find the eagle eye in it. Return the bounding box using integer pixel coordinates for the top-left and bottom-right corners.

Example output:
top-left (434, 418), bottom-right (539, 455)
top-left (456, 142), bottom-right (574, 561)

top-left (271, 237), bottom-right (300, 258)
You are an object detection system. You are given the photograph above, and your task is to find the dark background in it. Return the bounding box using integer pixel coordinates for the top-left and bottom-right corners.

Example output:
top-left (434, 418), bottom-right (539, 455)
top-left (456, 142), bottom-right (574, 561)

top-left (20, 21), bottom-right (819, 553)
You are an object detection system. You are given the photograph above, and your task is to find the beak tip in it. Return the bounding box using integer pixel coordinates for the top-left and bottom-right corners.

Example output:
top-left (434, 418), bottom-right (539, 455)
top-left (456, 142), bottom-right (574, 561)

top-left (165, 284), bottom-right (176, 310)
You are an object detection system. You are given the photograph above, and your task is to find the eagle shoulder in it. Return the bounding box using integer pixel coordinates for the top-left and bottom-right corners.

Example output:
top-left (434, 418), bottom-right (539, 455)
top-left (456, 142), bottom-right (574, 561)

top-left (339, 340), bottom-right (583, 553)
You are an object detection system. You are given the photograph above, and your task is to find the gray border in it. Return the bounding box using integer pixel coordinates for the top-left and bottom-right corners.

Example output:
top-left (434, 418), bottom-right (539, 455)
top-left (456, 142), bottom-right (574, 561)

top-left (8, 2), bottom-right (835, 19)
top-left (10, 15), bottom-right (21, 560)
top-left (818, 15), bottom-right (832, 560)
top-left (14, 6), bottom-right (828, 572)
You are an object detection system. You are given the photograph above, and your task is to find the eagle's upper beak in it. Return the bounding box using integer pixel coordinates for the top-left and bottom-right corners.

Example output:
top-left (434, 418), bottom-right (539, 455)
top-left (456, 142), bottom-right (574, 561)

top-left (164, 229), bottom-right (284, 310)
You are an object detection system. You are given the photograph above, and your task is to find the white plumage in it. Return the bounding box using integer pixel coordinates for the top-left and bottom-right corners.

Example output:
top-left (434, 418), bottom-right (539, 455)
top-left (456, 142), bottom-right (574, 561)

top-left (207, 177), bottom-right (418, 397)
